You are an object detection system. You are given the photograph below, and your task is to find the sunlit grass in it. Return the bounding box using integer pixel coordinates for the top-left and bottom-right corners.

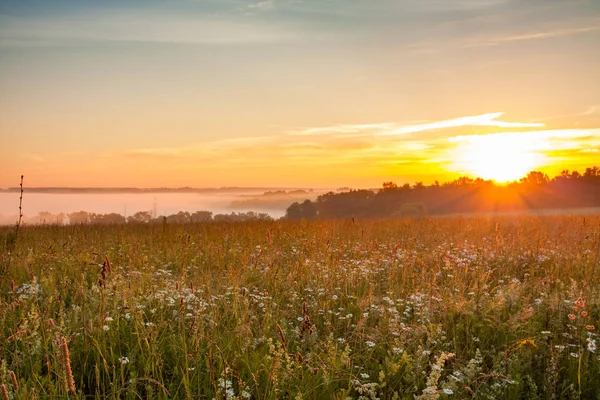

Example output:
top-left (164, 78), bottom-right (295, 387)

top-left (1, 216), bottom-right (600, 399)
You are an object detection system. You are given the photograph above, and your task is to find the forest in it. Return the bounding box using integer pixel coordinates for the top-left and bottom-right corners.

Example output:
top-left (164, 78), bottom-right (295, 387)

top-left (286, 167), bottom-right (600, 219)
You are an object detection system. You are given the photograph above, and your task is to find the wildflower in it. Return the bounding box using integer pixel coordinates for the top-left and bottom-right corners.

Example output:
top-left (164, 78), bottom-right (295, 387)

top-left (587, 340), bottom-right (597, 353)
top-left (581, 311), bottom-right (589, 317)
top-left (104, 316), bottom-right (114, 322)
top-left (242, 391), bottom-right (251, 399)
top-left (541, 331), bottom-right (551, 335)
top-left (103, 325), bottom-right (110, 331)
top-left (575, 298), bottom-right (585, 308)
top-left (586, 325), bottom-right (596, 331)
top-left (297, 316), bottom-right (304, 322)
top-left (124, 313), bottom-right (131, 320)
top-left (443, 388), bottom-right (454, 395)
top-left (422, 350), bottom-right (431, 355)
top-left (118, 356), bottom-right (129, 364)
top-left (570, 352), bottom-right (579, 358)
top-left (568, 314), bottom-right (576, 320)
top-left (392, 347), bottom-right (403, 355)
top-left (360, 373), bottom-right (370, 379)
top-left (219, 378), bottom-right (233, 389)
top-left (365, 341), bottom-right (376, 348)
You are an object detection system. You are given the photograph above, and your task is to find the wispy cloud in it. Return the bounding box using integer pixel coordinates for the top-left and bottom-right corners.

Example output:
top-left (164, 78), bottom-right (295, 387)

top-left (248, 1), bottom-right (275, 10)
top-left (466, 23), bottom-right (600, 47)
top-left (289, 122), bottom-right (399, 136)
top-left (289, 113), bottom-right (543, 139)
top-left (125, 148), bottom-right (185, 159)
top-left (498, 25), bottom-right (600, 43)
top-left (0, 10), bottom-right (298, 46)
top-left (385, 113), bottom-right (544, 135)
top-left (537, 105), bottom-right (600, 123)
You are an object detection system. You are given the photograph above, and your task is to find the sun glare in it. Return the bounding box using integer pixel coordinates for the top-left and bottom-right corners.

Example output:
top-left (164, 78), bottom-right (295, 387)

top-left (450, 133), bottom-right (546, 183)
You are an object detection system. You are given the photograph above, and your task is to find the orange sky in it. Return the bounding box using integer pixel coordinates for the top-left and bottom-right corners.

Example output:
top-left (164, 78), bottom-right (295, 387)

top-left (1, 0), bottom-right (599, 188)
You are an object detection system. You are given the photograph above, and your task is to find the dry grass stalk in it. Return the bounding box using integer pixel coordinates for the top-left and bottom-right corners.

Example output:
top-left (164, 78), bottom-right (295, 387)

top-left (59, 336), bottom-right (76, 393)
top-left (9, 370), bottom-right (18, 392)
top-left (276, 324), bottom-right (287, 352)
top-left (0, 384), bottom-right (9, 400)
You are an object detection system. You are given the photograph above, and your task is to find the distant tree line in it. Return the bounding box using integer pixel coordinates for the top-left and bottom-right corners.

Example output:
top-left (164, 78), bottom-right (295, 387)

top-left (285, 166), bottom-right (600, 219)
top-left (5, 210), bottom-right (274, 225)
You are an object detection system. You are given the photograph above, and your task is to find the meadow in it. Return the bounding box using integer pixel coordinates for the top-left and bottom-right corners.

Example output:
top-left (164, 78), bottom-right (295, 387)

top-left (1, 216), bottom-right (600, 399)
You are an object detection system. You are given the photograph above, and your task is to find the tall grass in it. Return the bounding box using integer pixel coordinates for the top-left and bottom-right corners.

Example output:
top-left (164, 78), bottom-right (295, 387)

top-left (1, 216), bottom-right (600, 399)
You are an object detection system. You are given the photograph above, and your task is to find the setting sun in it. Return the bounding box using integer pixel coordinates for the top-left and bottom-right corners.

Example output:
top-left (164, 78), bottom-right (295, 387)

top-left (450, 132), bottom-right (547, 183)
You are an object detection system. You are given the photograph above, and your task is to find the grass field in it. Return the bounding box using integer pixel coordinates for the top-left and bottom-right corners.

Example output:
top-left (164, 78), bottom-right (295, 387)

top-left (1, 216), bottom-right (600, 399)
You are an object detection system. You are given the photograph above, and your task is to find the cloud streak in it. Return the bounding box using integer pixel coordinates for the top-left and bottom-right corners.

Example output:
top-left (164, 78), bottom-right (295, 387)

top-left (0, 10), bottom-right (299, 46)
top-left (290, 113), bottom-right (544, 138)
top-left (466, 23), bottom-right (600, 47)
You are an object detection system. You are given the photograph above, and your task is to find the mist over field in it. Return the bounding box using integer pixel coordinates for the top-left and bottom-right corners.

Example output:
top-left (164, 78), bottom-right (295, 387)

top-left (0, 189), bottom-right (325, 224)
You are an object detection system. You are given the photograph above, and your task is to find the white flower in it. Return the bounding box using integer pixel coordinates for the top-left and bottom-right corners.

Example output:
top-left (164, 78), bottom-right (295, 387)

top-left (124, 313), bottom-right (131, 320)
top-left (360, 373), bottom-right (370, 379)
top-left (118, 356), bottom-right (129, 364)
top-left (219, 378), bottom-right (233, 389)
top-left (587, 340), bottom-right (597, 353)
top-left (365, 341), bottom-right (376, 348)
top-left (242, 391), bottom-right (251, 398)
top-left (392, 347), bottom-right (403, 355)
top-left (103, 325), bottom-right (110, 331)
top-left (104, 316), bottom-right (113, 322)
top-left (443, 388), bottom-right (454, 395)
top-left (297, 316), bottom-right (304, 322)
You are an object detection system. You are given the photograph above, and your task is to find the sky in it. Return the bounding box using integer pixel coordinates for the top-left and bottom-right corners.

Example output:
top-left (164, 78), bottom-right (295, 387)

top-left (0, 0), bottom-right (599, 188)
